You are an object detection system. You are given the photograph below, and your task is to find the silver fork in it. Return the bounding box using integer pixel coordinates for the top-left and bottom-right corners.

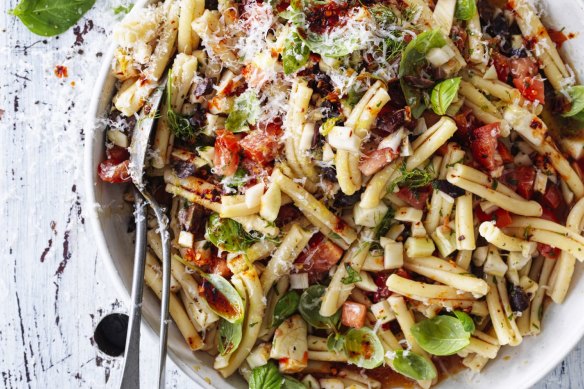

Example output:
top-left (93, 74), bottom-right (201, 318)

top-left (120, 74), bottom-right (172, 389)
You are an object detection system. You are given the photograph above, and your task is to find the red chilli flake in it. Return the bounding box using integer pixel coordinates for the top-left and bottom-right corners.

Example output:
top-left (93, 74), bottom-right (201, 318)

top-left (54, 65), bottom-right (68, 78)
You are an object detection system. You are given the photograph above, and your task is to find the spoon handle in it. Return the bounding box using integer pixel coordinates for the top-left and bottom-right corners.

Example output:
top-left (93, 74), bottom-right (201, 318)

top-left (120, 190), bottom-right (147, 389)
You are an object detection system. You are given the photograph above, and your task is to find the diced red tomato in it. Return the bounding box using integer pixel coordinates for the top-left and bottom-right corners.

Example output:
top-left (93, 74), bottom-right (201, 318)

top-left (497, 141), bottom-right (514, 164)
top-left (209, 256), bottom-right (232, 278)
top-left (396, 187), bottom-right (430, 210)
top-left (214, 130), bottom-right (241, 176)
top-left (538, 243), bottom-right (561, 259)
top-left (475, 207), bottom-right (512, 228)
top-left (240, 157), bottom-right (273, 187)
top-left (474, 206), bottom-right (492, 223)
top-left (97, 159), bottom-right (131, 183)
top-left (543, 184), bottom-right (562, 209)
top-left (494, 208), bottom-right (513, 228)
top-left (513, 76), bottom-right (545, 103)
top-left (510, 57), bottom-right (539, 79)
top-left (295, 233), bottom-right (344, 274)
top-left (548, 29), bottom-right (569, 49)
top-left (341, 301), bottom-right (367, 329)
top-left (107, 145), bottom-right (130, 162)
top-left (515, 166), bottom-right (536, 200)
top-left (470, 123), bottom-right (502, 174)
top-left (541, 206), bottom-right (560, 223)
top-left (492, 52), bottom-right (511, 82)
top-left (239, 127), bottom-right (281, 165)
top-left (359, 148), bottom-right (399, 176)
top-left (452, 108), bottom-right (479, 146)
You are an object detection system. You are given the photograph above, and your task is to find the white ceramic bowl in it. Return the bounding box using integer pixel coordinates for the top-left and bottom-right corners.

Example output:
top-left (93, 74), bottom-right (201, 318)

top-left (84, 1), bottom-right (584, 387)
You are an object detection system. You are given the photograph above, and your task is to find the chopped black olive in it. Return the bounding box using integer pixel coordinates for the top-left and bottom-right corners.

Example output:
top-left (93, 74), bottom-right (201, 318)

top-left (322, 166), bottom-right (338, 182)
top-left (509, 284), bottom-right (530, 312)
top-left (433, 180), bottom-right (466, 198)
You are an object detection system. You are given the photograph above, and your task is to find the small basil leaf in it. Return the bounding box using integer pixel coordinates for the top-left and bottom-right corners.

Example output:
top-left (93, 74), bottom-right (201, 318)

top-left (218, 319), bottom-right (243, 356)
top-left (300, 27), bottom-right (365, 58)
top-left (272, 290), bottom-right (300, 328)
top-left (10, 0), bottom-right (96, 37)
top-left (341, 264), bottom-right (362, 285)
top-left (226, 90), bottom-right (260, 132)
top-left (299, 285), bottom-right (340, 330)
top-left (283, 30), bottom-right (310, 75)
top-left (455, 0), bottom-right (477, 21)
top-left (113, 4), bottom-right (133, 15)
top-left (206, 213), bottom-right (260, 252)
top-left (326, 332), bottom-right (346, 353)
top-left (399, 29), bottom-right (447, 118)
top-left (320, 117), bottom-right (342, 136)
top-left (167, 70), bottom-right (198, 140)
top-left (563, 86), bottom-right (584, 118)
top-left (391, 350), bottom-right (437, 381)
top-left (282, 376), bottom-right (307, 389)
top-left (431, 77), bottom-right (462, 116)
top-left (453, 311), bottom-right (475, 333)
top-left (249, 361), bottom-right (283, 389)
top-left (411, 315), bottom-right (471, 356)
top-left (345, 327), bottom-right (385, 369)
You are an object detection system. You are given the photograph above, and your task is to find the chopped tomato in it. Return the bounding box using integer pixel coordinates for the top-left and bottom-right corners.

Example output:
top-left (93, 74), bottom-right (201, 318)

top-left (396, 187), bottom-right (430, 210)
top-left (295, 233), bottom-right (344, 274)
top-left (538, 243), bottom-right (560, 259)
top-left (541, 206), bottom-right (560, 222)
top-left (494, 208), bottom-right (513, 228)
top-left (275, 204), bottom-right (302, 227)
top-left (548, 29), bottom-right (569, 48)
top-left (240, 157), bottom-right (273, 187)
top-left (453, 108), bottom-right (479, 146)
top-left (214, 130), bottom-right (241, 176)
top-left (497, 141), bottom-right (514, 164)
top-left (543, 184), bottom-right (562, 209)
top-left (475, 207), bottom-right (512, 228)
top-left (359, 148), bottom-right (399, 176)
top-left (515, 166), bottom-right (536, 199)
top-left (97, 159), bottom-right (131, 183)
top-left (492, 52), bottom-right (511, 82)
top-left (470, 123), bottom-right (502, 174)
top-left (239, 127), bottom-right (281, 165)
top-left (510, 57), bottom-right (539, 79)
top-left (209, 256), bottom-right (232, 278)
top-left (107, 145), bottom-right (130, 162)
top-left (341, 301), bottom-right (367, 329)
top-left (513, 76), bottom-right (545, 103)
top-left (474, 207), bottom-right (492, 223)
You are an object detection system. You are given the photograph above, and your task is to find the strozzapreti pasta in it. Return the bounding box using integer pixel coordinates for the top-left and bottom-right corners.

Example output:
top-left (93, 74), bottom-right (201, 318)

top-left (98, 0), bottom-right (584, 386)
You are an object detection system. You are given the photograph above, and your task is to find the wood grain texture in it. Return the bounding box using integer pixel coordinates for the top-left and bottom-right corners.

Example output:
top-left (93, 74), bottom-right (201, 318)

top-left (0, 0), bottom-right (582, 388)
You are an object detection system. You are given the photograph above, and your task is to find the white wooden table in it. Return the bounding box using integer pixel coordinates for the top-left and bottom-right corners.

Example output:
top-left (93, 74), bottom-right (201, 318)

top-left (0, 1), bottom-right (583, 388)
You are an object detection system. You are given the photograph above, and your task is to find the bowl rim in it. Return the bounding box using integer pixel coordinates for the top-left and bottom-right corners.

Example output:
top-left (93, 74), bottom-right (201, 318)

top-left (82, 1), bottom-right (584, 388)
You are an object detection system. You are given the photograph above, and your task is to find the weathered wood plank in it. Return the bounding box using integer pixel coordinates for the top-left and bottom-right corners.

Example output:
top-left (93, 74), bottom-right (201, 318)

top-left (0, 0), bottom-right (582, 388)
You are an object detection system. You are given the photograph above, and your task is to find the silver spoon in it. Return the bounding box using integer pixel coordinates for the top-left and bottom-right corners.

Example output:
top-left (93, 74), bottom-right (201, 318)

top-left (120, 75), bottom-right (172, 389)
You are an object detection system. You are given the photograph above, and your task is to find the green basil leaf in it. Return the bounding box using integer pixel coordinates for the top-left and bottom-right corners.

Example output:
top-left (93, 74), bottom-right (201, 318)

top-left (453, 311), bottom-right (475, 333)
top-left (272, 291), bottom-right (300, 328)
top-left (218, 319), bottom-right (243, 356)
top-left (326, 332), bottom-right (346, 353)
top-left (346, 87), bottom-right (365, 107)
top-left (320, 117), bottom-right (342, 136)
top-left (167, 70), bottom-right (198, 140)
top-left (455, 0), bottom-right (477, 21)
top-left (9, 0), bottom-right (96, 37)
top-left (206, 213), bottom-right (261, 252)
top-left (113, 4), bottom-right (133, 15)
top-left (391, 350), bottom-right (437, 381)
top-left (411, 315), bottom-right (471, 356)
top-left (374, 209), bottom-right (395, 240)
top-left (345, 327), bottom-right (384, 369)
top-left (250, 361), bottom-right (283, 389)
top-left (282, 376), bottom-right (307, 389)
top-left (226, 90), bottom-right (260, 132)
top-left (283, 30), bottom-right (310, 75)
top-left (301, 27), bottom-right (365, 58)
top-left (299, 285), bottom-right (340, 330)
top-left (563, 86), bottom-right (584, 118)
top-left (341, 264), bottom-right (362, 285)
top-left (431, 77), bottom-right (462, 116)
top-left (399, 29), bottom-right (447, 118)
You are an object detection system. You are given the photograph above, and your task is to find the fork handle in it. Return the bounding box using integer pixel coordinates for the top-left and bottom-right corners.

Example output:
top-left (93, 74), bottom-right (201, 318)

top-left (120, 191), bottom-right (147, 389)
top-left (157, 219), bottom-right (172, 389)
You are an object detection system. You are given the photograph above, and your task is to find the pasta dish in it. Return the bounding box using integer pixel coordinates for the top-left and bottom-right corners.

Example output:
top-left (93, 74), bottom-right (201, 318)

top-left (97, 0), bottom-right (584, 387)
